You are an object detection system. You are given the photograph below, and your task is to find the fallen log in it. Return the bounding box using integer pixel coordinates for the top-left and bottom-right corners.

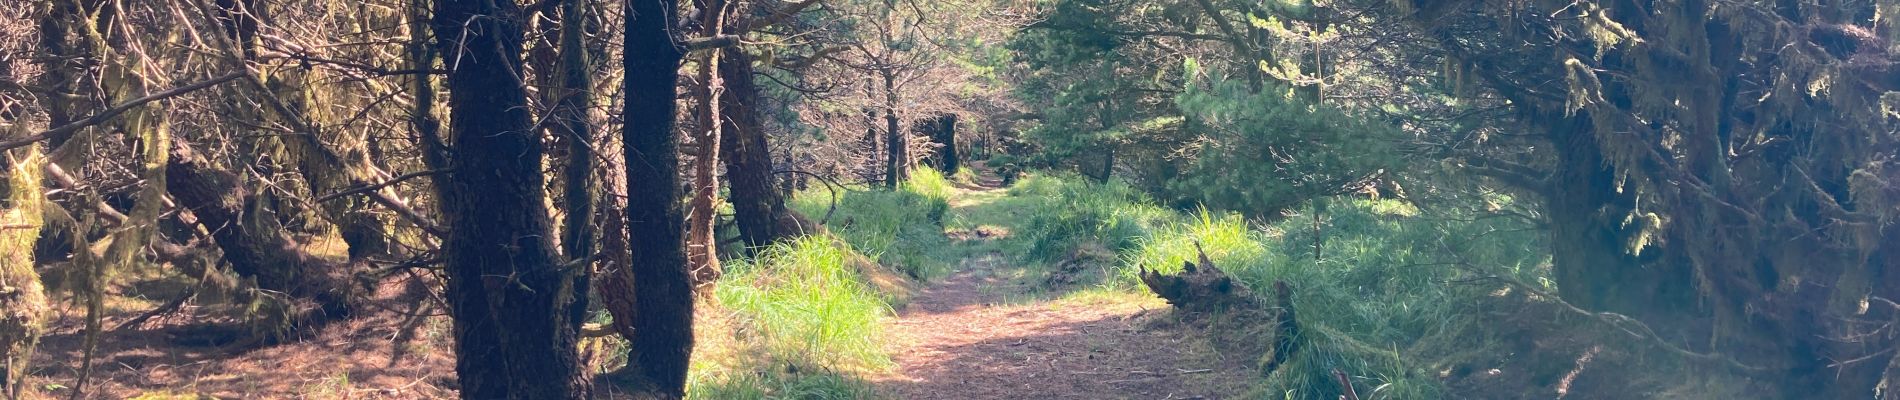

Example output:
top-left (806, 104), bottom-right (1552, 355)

top-left (1138, 243), bottom-right (1259, 312)
top-left (1138, 242), bottom-right (1301, 376)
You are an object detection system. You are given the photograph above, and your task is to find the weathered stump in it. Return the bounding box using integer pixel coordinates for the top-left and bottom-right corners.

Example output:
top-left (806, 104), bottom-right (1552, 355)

top-left (1139, 243), bottom-right (1301, 376)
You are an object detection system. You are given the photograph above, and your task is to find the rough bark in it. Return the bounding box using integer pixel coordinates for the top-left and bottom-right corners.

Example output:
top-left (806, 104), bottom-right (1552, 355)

top-left (617, 0), bottom-right (695, 395)
top-left (720, 49), bottom-right (798, 249)
top-left (431, 0), bottom-right (587, 397)
top-left (1138, 247), bottom-right (1259, 313)
top-left (552, 0), bottom-right (598, 334)
top-left (1137, 246), bottom-right (1300, 377)
top-left (685, 0), bottom-right (732, 287)
top-left (164, 138), bottom-right (353, 318)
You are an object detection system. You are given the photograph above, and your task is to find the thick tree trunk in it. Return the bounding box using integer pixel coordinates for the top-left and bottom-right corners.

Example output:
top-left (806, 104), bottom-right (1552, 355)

top-left (618, 0), bottom-right (695, 395)
top-left (927, 114), bottom-right (958, 173)
top-left (165, 139), bottom-right (353, 318)
top-left (431, 0), bottom-right (587, 397)
top-left (720, 50), bottom-right (798, 249)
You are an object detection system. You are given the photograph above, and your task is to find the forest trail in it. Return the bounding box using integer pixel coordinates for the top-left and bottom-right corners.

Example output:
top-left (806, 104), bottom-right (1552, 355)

top-left (872, 171), bottom-right (1253, 399)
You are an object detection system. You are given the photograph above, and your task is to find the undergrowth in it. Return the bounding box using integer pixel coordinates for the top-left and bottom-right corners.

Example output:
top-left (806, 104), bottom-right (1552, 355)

top-left (689, 236), bottom-right (892, 399)
top-left (789, 168), bottom-right (956, 280)
top-left (690, 169), bottom-right (960, 399)
top-left (996, 172), bottom-right (1551, 399)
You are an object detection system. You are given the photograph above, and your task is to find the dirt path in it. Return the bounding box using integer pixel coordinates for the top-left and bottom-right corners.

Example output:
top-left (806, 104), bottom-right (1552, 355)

top-left (873, 177), bottom-right (1253, 399)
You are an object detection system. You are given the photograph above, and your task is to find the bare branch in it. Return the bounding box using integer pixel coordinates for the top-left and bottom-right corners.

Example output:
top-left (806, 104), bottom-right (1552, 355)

top-left (0, 71), bottom-right (244, 152)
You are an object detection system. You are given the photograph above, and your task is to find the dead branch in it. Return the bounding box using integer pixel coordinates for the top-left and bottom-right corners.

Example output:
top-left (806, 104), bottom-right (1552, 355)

top-left (0, 71), bottom-right (244, 152)
top-left (315, 168), bottom-right (450, 203)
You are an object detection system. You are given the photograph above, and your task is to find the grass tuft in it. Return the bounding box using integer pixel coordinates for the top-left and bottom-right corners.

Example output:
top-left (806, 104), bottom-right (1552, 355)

top-left (789, 168), bottom-right (958, 279)
top-left (688, 236), bottom-right (897, 399)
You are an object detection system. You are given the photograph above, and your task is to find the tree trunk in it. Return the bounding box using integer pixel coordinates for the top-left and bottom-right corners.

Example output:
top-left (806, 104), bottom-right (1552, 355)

top-left (685, 0), bottom-right (731, 287)
top-left (165, 138), bottom-right (353, 318)
top-left (617, 0), bottom-right (695, 395)
top-left (0, 132), bottom-right (48, 400)
top-left (929, 114), bottom-right (958, 173)
top-left (882, 70), bottom-right (904, 188)
top-left (552, 0), bottom-right (598, 334)
top-left (720, 50), bottom-right (796, 249)
top-left (863, 106), bottom-right (880, 182)
top-left (430, 0), bottom-right (587, 397)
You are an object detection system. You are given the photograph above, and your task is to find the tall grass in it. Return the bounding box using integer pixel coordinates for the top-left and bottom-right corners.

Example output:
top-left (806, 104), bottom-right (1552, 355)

top-left (999, 173), bottom-right (1550, 399)
top-left (716, 237), bottom-right (892, 368)
top-left (690, 169), bottom-right (965, 399)
top-left (689, 236), bottom-right (894, 399)
top-left (1006, 173), bottom-right (1173, 263)
top-left (788, 168), bottom-right (957, 279)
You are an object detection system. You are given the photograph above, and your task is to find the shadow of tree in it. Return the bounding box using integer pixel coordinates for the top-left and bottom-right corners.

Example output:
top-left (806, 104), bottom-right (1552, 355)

top-left (27, 274), bottom-right (455, 399)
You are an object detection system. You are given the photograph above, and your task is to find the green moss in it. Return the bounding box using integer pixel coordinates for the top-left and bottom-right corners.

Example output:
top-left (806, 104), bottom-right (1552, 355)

top-left (0, 147), bottom-right (46, 392)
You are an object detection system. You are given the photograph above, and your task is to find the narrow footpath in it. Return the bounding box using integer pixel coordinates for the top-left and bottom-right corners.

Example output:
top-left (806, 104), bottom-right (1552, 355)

top-left (872, 170), bottom-right (1253, 399)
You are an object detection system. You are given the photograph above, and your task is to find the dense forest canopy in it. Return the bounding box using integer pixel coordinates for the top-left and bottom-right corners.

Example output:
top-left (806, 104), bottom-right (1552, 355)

top-left (0, 0), bottom-right (1895, 398)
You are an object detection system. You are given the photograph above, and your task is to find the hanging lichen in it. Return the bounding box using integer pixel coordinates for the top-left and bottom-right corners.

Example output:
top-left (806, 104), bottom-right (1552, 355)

top-left (0, 140), bottom-right (45, 398)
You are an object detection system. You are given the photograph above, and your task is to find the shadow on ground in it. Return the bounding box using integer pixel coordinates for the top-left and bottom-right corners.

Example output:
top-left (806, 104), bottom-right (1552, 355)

top-left (28, 274), bottom-right (456, 399)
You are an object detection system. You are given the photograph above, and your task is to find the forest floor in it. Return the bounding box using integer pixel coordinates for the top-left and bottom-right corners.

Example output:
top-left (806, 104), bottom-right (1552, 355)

top-left (869, 170), bottom-right (1254, 399)
top-left (22, 165), bottom-right (1260, 399)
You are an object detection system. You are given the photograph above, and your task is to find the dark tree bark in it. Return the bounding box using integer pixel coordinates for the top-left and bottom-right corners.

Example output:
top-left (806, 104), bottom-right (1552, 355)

top-left (164, 139), bottom-right (353, 318)
top-left (551, 0), bottom-right (598, 334)
top-left (430, 0), bottom-right (587, 397)
top-left (720, 48), bottom-right (798, 249)
top-left (882, 70), bottom-right (905, 188)
top-left (616, 0), bottom-right (695, 395)
top-left (922, 114), bottom-right (958, 173)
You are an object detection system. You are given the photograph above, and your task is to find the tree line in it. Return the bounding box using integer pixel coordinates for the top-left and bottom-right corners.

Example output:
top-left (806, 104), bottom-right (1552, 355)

top-left (1, 0), bottom-right (1897, 398)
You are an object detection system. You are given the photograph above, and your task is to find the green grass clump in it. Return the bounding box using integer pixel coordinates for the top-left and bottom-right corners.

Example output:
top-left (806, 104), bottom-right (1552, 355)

top-left (715, 237), bottom-right (893, 369)
top-left (689, 236), bottom-right (895, 399)
top-left (901, 167), bottom-right (955, 220)
top-left (789, 169), bottom-right (957, 279)
top-left (950, 166), bottom-right (981, 185)
top-left (1005, 173), bottom-right (1173, 263)
top-left (691, 367), bottom-right (877, 400)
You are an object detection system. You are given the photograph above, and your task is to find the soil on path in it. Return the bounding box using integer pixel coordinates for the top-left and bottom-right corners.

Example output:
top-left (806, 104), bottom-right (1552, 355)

top-left (874, 173), bottom-right (1253, 400)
